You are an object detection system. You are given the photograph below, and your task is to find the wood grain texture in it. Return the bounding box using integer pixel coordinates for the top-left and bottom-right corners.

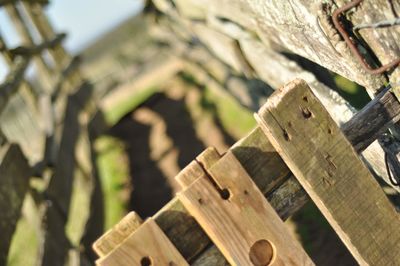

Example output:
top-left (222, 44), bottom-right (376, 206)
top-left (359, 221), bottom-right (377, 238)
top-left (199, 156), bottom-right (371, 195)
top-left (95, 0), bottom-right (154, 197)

top-left (176, 147), bottom-right (221, 188)
top-left (153, 0), bottom-right (387, 92)
top-left (0, 144), bottom-right (30, 265)
top-left (157, 11), bottom-right (400, 191)
top-left (95, 78), bottom-right (400, 264)
top-left (178, 151), bottom-right (313, 266)
top-left (342, 87), bottom-right (400, 152)
top-left (93, 212), bottom-right (143, 258)
top-left (97, 219), bottom-right (188, 266)
top-left (256, 79), bottom-right (400, 266)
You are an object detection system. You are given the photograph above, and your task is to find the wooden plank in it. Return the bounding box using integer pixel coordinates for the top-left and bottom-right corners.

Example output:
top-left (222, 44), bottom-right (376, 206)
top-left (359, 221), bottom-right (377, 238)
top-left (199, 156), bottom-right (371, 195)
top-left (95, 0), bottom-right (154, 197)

top-left (95, 74), bottom-right (400, 264)
top-left (93, 212), bottom-right (143, 258)
top-left (341, 87), bottom-right (400, 152)
top-left (176, 147), bottom-right (220, 188)
top-left (256, 79), bottom-right (400, 265)
top-left (21, 1), bottom-right (83, 87)
top-left (0, 89), bottom-right (45, 165)
top-left (178, 151), bottom-right (313, 265)
top-left (97, 219), bottom-right (188, 266)
top-left (153, 0), bottom-right (387, 92)
top-left (5, 4), bottom-right (53, 91)
top-left (0, 144), bottom-right (30, 265)
top-left (0, 57), bottom-right (30, 114)
top-left (39, 83), bottom-right (93, 266)
top-left (8, 33), bottom-right (66, 57)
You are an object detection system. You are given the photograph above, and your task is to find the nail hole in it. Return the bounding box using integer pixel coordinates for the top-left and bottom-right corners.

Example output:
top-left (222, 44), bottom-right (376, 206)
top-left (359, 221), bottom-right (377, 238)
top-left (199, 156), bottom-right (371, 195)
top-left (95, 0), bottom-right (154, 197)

top-left (301, 107), bottom-right (312, 119)
top-left (287, 121), bottom-right (292, 128)
top-left (328, 128), bottom-right (332, 134)
top-left (141, 256), bottom-right (152, 266)
top-left (198, 198), bottom-right (203, 205)
top-left (220, 188), bottom-right (231, 200)
top-left (283, 129), bottom-right (291, 141)
top-left (302, 96), bottom-right (308, 102)
top-left (249, 239), bottom-right (275, 266)
top-left (244, 190), bottom-right (249, 195)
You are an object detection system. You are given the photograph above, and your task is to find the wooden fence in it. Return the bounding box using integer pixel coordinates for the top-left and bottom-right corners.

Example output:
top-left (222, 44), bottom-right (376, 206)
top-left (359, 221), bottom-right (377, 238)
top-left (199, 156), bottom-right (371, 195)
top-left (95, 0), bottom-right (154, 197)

top-left (0, 0), bottom-right (104, 265)
top-left (94, 79), bottom-right (400, 265)
top-left (1, 0), bottom-right (400, 265)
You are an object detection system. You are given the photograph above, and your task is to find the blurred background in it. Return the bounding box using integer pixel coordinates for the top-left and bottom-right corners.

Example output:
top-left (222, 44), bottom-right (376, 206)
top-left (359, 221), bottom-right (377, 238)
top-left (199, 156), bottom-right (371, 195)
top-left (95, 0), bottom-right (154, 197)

top-left (1, 0), bottom-right (392, 265)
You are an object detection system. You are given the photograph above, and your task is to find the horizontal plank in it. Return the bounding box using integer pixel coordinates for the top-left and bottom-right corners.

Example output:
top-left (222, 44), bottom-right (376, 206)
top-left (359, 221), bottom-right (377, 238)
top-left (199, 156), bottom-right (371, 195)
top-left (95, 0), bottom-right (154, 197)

top-left (342, 87), bottom-right (400, 152)
top-left (8, 33), bottom-right (66, 57)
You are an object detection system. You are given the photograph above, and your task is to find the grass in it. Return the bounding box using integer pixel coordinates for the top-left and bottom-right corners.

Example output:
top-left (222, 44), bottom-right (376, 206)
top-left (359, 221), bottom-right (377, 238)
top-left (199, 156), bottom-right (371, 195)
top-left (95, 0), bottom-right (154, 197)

top-left (333, 74), bottom-right (370, 109)
top-left (203, 87), bottom-right (256, 139)
top-left (104, 86), bottom-right (159, 126)
top-left (180, 72), bottom-right (257, 139)
top-left (7, 195), bottom-right (39, 266)
top-left (95, 136), bottom-right (130, 230)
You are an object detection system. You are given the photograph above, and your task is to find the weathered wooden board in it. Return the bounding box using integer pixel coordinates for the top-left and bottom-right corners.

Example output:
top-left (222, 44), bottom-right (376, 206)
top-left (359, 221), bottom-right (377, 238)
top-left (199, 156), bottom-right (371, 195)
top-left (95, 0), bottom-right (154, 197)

top-left (256, 79), bottom-right (400, 265)
top-left (0, 90), bottom-right (45, 165)
top-left (178, 151), bottom-right (313, 265)
top-left (153, 0), bottom-right (391, 92)
top-left (94, 79), bottom-right (400, 264)
top-left (39, 83), bottom-right (93, 266)
top-left (159, 14), bottom-right (400, 191)
top-left (93, 212), bottom-right (143, 258)
top-left (97, 219), bottom-right (188, 266)
top-left (0, 144), bottom-right (30, 265)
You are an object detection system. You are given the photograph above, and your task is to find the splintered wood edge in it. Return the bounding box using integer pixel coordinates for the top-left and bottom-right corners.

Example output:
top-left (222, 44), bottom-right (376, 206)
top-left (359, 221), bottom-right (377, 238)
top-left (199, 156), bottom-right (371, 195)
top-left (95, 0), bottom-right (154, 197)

top-left (255, 79), bottom-right (313, 154)
top-left (259, 78), bottom-right (307, 112)
top-left (196, 147), bottom-right (221, 169)
top-left (93, 212), bottom-right (143, 257)
top-left (176, 147), bottom-right (221, 189)
top-left (176, 160), bottom-right (204, 189)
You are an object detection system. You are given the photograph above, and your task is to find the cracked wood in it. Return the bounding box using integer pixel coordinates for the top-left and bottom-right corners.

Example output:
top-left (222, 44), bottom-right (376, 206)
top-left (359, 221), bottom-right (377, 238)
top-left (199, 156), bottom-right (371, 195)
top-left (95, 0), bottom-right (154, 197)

top-left (256, 79), bottom-right (400, 266)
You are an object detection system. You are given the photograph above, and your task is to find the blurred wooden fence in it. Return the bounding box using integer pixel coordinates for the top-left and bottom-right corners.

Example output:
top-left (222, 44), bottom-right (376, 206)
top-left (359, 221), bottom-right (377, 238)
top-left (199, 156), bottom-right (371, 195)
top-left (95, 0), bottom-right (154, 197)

top-left (0, 0), bottom-right (104, 265)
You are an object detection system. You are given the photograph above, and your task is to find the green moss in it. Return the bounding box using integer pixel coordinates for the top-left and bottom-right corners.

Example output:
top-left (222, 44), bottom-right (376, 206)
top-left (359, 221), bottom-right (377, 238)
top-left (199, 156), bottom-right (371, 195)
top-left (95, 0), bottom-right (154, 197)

top-left (7, 212), bottom-right (38, 266)
top-left (95, 136), bottom-right (130, 230)
top-left (105, 86), bottom-right (159, 126)
top-left (202, 87), bottom-right (256, 139)
top-left (333, 75), bottom-right (370, 109)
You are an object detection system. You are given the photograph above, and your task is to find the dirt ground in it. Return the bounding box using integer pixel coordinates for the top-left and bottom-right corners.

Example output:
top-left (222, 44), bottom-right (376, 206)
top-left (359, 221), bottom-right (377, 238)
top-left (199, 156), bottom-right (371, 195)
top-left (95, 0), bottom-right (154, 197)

top-left (106, 80), bottom-right (356, 265)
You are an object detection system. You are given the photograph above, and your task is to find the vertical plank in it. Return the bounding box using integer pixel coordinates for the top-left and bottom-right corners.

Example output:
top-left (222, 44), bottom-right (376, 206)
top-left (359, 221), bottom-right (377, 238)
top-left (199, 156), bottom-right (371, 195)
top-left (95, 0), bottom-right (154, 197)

top-left (256, 79), bottom-right (400, 265)
top-left (93, 212), bottom-right (143, 258)
top-left (97, 219), bottom-right (188, 266)
top-left (0, 144), bottom-right (30, 265)
top-left (176, 147), bottom-right (220, 188)
top-left (178, 151), bottom-right (313, 265)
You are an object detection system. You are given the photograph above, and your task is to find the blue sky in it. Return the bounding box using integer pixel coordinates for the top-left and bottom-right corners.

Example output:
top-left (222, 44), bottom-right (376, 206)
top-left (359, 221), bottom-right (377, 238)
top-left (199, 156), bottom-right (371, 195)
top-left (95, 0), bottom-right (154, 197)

top-left (0, 0), bottom-right (143, 79)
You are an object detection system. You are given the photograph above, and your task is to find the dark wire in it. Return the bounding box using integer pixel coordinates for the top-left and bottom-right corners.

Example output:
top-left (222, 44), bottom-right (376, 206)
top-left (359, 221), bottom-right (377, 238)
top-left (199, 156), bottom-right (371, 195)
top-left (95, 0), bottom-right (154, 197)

top-left (385, 152), bottom-right (400, 187)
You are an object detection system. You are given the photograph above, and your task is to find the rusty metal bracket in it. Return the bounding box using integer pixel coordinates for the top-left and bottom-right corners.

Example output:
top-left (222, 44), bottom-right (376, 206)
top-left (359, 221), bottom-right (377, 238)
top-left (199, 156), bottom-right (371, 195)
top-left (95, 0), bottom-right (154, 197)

top-left (332, 0), bottom-right (400, 75)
